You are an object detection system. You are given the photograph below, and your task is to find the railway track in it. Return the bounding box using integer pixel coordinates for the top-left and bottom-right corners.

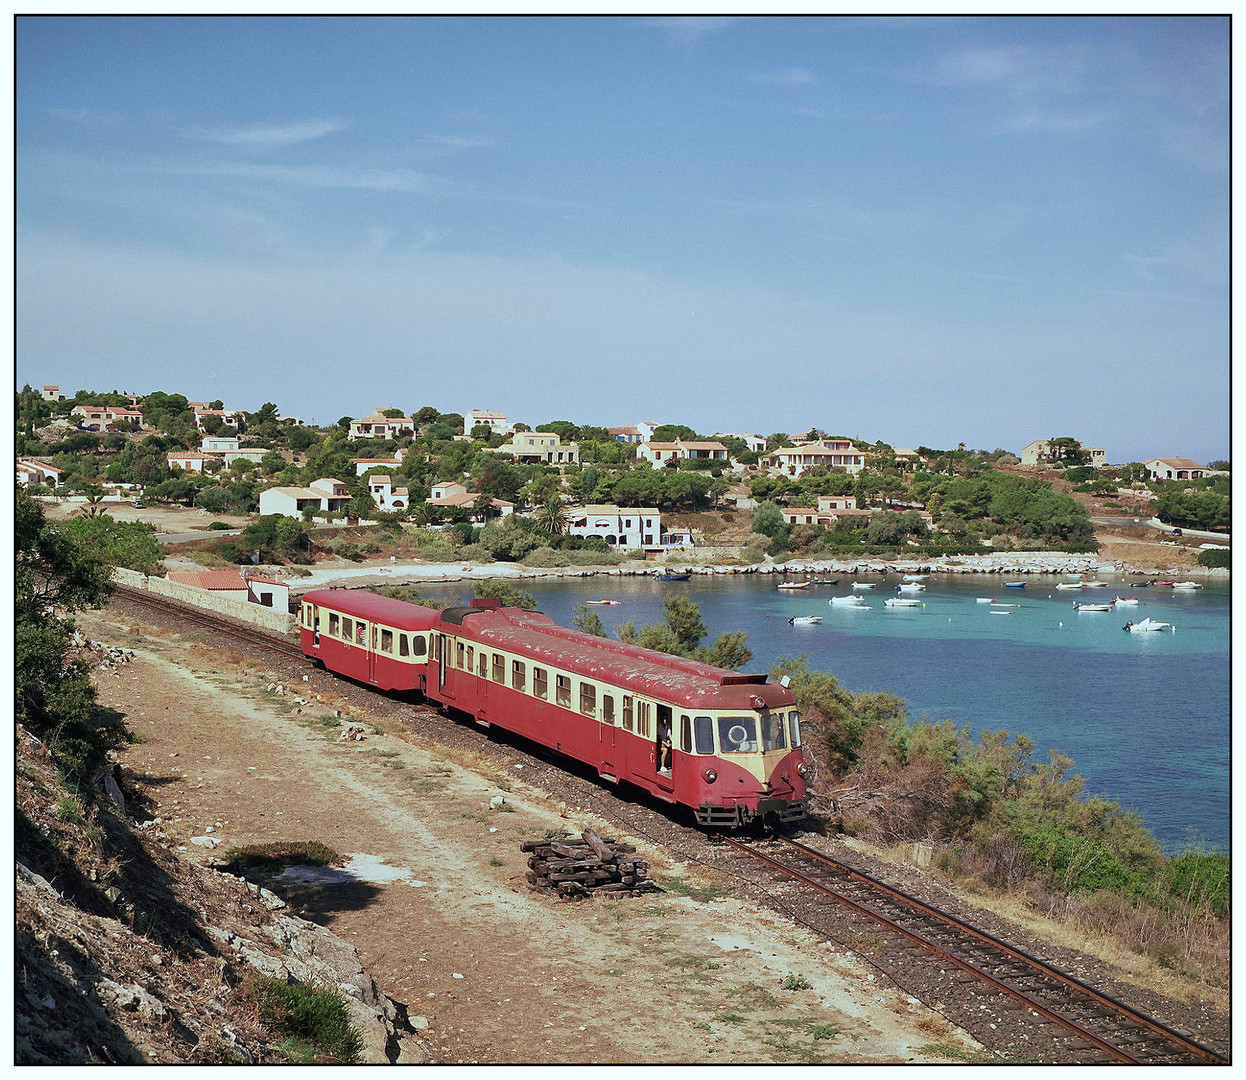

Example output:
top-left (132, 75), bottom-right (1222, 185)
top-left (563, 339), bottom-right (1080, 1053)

top-left (104, 586), bottom-right (1229, 1064)
top-left (718, 835), bottom-right (1226, 1065)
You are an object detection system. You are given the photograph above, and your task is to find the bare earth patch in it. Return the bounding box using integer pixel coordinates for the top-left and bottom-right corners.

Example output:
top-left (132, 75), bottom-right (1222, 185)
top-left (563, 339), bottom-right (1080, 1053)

top-left (83, 611), bottom-right (978, 1065)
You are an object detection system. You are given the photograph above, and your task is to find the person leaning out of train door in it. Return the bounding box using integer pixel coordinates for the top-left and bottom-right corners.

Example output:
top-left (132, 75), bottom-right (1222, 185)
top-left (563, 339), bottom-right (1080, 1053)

top-left (657, 717), bottom-right (673, 774)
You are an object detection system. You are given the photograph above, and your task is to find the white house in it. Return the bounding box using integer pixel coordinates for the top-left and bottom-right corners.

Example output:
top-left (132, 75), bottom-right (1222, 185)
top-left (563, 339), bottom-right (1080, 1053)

top-left (428, 481), bottom-right (514, 520)
top-left (258, 478), bottom-right (352, 518)
top-left (167, 451), bottom-right (215, 473)
top-left (71, 405), bottom-right (144, 432)
top-left (1020, 440), bottom-right (1108, 467)
top-left (349, 409), bottom-right (416, 439)
top-left (353, 448), bottom-right (405, 476)
top-left (202, 435), bottom-right (267, 467)
top-left (464, 409), bottom-right (512, 436)
top-left (637, 439), bottom-right (729, 465)
top-left (17, 459), bottom-right (62, 487)
top-left (165, 568), bottom-right (289, 610)
top-left (715, 433), bottom-right (767, 454)
top-left (764, 439), bottom-right (866, 477)
top-left (192, 406), bottom-right (243, 431)
top-left (780, 495), bottom-right (871, 528)
top-left (1143, 457), bottom-right (1209, 481)
top-left (366, 475), bottom-right (410, 512)
top-left (566, 504), bottom-right (689, 550)
top-left (609, 422), bottom-right (659, 444)
top-left (487, 431), bottom-right (580, 465)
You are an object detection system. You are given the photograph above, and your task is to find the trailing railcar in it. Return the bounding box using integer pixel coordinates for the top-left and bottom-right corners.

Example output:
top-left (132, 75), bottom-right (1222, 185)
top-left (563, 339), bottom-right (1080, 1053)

top-left (300, 591), bottom-right (807, 827)
top-left (300, 589), bottom-right (436, 692)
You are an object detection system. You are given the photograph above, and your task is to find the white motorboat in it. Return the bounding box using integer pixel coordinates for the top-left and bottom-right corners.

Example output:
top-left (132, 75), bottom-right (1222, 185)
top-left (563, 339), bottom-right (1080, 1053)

top-left (902, 574), bottom-right (928, 581)
top-left (990, 609), bottom-right (1016, 615)
top-left (897, 582), bottom-right (926, 592)
top-left (777, 581), bottom-right (810, 590)
top-left (976, 597), bottom-right (996, 604)
top-left (1073, 601), bottom-right (1113, 612)
top-left (1172, 581), bottom-right (1203, 590)
top-left (1056, 582), bottom-right (1085, 590)
top-left (830, 595), bottom-right (867, 606)
top-left (1083, 581), bottom-right (1109, 588)
top-left (851, 582), bottom-right (877, 590)
top-left (788, 615), bottom-right (822, 625)
top-left (1124, 617), bottom-right (1173, 632)
top-left (1112, 597), bottom-right (1140, 607)
top-left (884, 598), bottom-right (922, 607)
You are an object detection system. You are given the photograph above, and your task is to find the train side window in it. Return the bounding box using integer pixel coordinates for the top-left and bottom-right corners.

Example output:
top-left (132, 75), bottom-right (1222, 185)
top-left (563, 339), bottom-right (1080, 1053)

top-left (680, 715), bottom-right (693, 753)
top-left (694, 716), bottom-right (714, 754)
top-left (329, 613), bottom-right (340, 636)
top-left (356, 622), bottom-right (367, 646)
top-left (762, 712), bottom-right (787, 751)
top-left (399, 634), bottom-right (410, 657)
top-left (579, 683), bottom-right (596, 717)
top-left (556, 675), bottom-right (571, 708)
top-left (622, 695), bottom-right (633, 731)
top-left (380, 629), bottom-right (394, 654)
top-left (413, 635), bottom-right (427, 657)
top-left (602, 695), bottom-right (615, 725)
top-left (637, 701), bottom-right (651, 738)
top-left (533, 667), bottom-right (548, 700)
top-left (457, 642), bottom-right (466, 670)
top-left (788, 710), bottom-right (802, 748)
top-left (492, 654), bottom-right (505, 683)
top-left (512, 660), bottom-right (526, 692)
top-left (341, 617), bottom-right (353, 640)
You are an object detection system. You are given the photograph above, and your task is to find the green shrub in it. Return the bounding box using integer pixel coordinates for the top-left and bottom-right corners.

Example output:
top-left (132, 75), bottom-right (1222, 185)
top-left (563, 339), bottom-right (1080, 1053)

top-left (1197, 547), bottom-right (1229, 569)
top-left (1013, 826), bottom-right (1147, 896)
top-left (222, 840), bottom-right (343, 870)
top-left (243, 975), bottom-right (360, 1064)
top-left (207, 521), bottom-right (234, 530)
top-left (1155, 851), bottom-right (1230, 917)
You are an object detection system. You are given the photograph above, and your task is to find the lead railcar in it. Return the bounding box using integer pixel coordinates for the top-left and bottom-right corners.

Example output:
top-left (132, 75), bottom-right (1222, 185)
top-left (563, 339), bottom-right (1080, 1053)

top-left (300, 591), bottom-right (808, 827)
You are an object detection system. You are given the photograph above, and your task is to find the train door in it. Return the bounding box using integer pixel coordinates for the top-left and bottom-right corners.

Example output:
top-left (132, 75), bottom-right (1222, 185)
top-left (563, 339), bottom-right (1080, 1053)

top-left (436, 633), bottom-right (454, 699)
top-left (654, 704), bottom-right (674, 793)
top-left (366, 623), bottom-right (378, 685)
top-left (598, 691), bottom-right (618, 780)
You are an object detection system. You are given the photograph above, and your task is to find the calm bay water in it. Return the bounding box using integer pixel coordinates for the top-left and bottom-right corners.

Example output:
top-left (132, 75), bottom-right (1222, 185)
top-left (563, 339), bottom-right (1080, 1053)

top-left (418, 572), bottom-right (1230, 852)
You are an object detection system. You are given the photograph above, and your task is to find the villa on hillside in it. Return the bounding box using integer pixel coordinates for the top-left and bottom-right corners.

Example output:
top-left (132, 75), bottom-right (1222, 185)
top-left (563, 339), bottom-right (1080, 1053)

top-left (566, 504), bottom-right (691, 550)
top-left (637, 439), bottom-right (729, 465)
top-left (349, 409), bottom-right (417, 440)
top-left (1143, 457), bottom-right (1210, 481)
top-left (1020, 440), bottom-right (1107, 467)
top-left (258, 478), bottom-right (352, 518)
top-left (763, 439), bottom-right (866, 477)
top-left (464, 409), bottom-right (513, 436)
top-left (486, 430), bottom-right (580, 465)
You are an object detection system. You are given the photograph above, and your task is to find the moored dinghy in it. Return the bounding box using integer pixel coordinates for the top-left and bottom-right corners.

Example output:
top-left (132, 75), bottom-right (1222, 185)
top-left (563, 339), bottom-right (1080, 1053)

top-left (830, 595), bottom-right (867, 607)
top-left (788, 615), bottom-right (822, 625)
top-left (1124, 617), bottom-right (1173, 632)
top-left (884, 597), bottom-right (922, 607)
top-left (1112, 597), bottom-right (1140, 607)
top-left (1073, 601), bottom-right (1113, 612)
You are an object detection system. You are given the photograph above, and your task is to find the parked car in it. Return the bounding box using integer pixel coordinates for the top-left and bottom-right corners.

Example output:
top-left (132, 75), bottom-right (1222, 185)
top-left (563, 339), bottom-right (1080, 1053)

top-left (132, 500), bottom-right (145, 508)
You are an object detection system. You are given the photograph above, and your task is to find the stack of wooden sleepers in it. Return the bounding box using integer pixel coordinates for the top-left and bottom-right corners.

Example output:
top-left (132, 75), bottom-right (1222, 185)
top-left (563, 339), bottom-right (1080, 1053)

top-left (522, 827), bottom-right (658, 899)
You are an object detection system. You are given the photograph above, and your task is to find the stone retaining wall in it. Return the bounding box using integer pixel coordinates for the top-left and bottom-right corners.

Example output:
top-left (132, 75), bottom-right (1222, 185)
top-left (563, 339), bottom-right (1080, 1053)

top-left (112, 569), bottom-right (296, 635)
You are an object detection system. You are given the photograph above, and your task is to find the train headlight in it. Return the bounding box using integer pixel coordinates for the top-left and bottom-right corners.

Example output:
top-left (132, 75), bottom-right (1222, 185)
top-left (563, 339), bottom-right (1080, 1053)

top-left (702, 768), bottom-right (718, 784)
top-left (796, 762), bottom-right (809, 778)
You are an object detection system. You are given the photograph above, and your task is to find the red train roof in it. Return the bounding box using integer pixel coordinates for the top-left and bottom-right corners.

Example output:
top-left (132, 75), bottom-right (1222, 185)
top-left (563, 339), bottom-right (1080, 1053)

top-left (302, 589), bottom-right (439, 631)
top-left (435, 604), bottom-right (795, 711)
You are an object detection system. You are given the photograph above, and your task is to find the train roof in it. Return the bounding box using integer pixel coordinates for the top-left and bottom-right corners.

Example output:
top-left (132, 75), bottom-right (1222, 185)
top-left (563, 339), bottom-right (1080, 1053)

top-left (302, 589), bottom-right (438, 631)
top-left (435, 602), bottom-right (795, 711)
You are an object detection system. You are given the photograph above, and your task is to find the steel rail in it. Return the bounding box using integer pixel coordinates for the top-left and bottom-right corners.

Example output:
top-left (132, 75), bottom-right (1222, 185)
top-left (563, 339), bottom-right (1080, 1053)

top-left (722, 835), bottom-right (1147, 1064)
top-left (774, 836), bottom-right (1225, 1065)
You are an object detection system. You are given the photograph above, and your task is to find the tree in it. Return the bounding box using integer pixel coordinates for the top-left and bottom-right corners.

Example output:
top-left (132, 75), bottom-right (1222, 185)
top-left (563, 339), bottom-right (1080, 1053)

top-left (572, 604), bottom-right (608, 637)
top-left (60, 514), bottom-right (166, 576)
top-left (537, 496), bottom-right (569, 536)
top-left (751, 501), bottom-right (787, 539)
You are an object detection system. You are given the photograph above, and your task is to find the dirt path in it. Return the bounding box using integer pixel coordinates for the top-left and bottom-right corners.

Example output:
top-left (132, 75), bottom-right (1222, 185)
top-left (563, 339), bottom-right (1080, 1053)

top-left (83, 612), bottom-right (979, 1065)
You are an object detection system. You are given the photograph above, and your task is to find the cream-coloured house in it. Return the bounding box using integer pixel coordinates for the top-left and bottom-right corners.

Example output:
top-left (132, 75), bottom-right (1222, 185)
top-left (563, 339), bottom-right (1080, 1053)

top-left (428, 481), bottom-right (514, 519)
top-left (487, 431), bottom-right (580, 464)
top-left (1143, 457), bottom-right (1209, 481)
top-left (764, 439), bottom-right (866, 477)
top-left (167, 452), bottom-right (215, 473)
top-left (258, 478), bottom-right (351, 518)
top-left (566, 504), bottom-right (689, 550)
top-left (71, 405), bottom-right (144, 432)
top-left (608, 422), bottom-right (659, 444)
top-left (1019, 440), bottom-right (1107, 467)
top-left (638, 439), bottom-right (729, 465)
top-left (464, 409), bottom-right (512, 436)
top-left (349, 409), bottom-right (416, 439)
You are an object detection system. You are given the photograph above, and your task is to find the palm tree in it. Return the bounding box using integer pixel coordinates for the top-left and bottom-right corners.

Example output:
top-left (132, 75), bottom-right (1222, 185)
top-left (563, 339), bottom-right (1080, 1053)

top-left (537, 496), bottom-right (568, 537)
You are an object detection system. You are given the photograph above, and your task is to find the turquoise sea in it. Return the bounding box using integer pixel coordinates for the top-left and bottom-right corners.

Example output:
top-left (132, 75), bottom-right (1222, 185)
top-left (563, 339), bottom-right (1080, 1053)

top-left (418, 573), bottom-right (1230, 852)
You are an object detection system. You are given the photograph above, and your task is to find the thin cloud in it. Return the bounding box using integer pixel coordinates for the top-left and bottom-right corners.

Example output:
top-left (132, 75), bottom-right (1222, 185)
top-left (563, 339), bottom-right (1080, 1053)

top-left (164, 160), bottom-right (455, 195)
top-left (186, 118), bottom-right (348, 148)
top-left (644, 16), bottom-right (746, 45)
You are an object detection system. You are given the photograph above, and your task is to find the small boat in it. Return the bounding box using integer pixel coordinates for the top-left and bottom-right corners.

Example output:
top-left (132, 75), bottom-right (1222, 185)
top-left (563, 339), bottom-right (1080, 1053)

top-left (788, 615), bottom-right (822, 625)
top-left (976, 597), bottom-right (996, 604)
top-left (1112, 597), bottom-right (1140, 607)
top-left (1056, 582), bottom-right (1085, 590)
top-left (1004, 581), bottom-right (1027, 588)
top-left (851, 582), bottom-right (877, 590)
top-left (1073, 602), bottom-right (1113, 612)
top-left (1130, 582), bottom-right (1151, 588)
top-left (585, 600), bottom-right (620, 606)
top-left (830, 595), bottom-right (867, 606)
top-left (897, 582), bottom-right (926, 592)
top-left (902, 574), bottom-right (928, 581)
top-left (1083, 581), bottom-right (1109, 588)
top-left (990, 609), bottom-right (1016, 615)
top-left (884, 597), bottom-right (922, 607)
top-left (777, 581), bottom-right (810, 590)
top-left (991, 603), bottom-right (1019, 608)
top-left (658, 572), bottom-right (691, 582)
top-left (1172, 581), bottom-right (1203, 590)
top-left (1124, 617), bottom-right (1172, 632)
top-left (1151, 580), bottom-right (1175, 587)
top-left (810, 578), bottom-right (840, 585)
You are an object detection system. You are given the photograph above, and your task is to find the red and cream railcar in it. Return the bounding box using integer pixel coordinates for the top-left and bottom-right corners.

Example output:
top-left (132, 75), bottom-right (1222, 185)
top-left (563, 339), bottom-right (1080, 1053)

top-left (300, 589), bottom-right (435, 692)
top-left (427, 598), bottom-right (807, 826)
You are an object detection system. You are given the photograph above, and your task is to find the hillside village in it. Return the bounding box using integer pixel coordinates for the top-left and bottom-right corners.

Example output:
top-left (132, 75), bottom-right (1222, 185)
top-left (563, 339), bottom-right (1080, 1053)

top-left (18, 385), bottom-right (1228, 578)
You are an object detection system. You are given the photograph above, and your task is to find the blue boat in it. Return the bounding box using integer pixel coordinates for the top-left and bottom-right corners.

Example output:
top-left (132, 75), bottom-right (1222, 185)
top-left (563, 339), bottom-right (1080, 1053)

top-left (657, 572), bottom-right (691, 582)
top-left (1004, 581), bottom-right (1027, 588)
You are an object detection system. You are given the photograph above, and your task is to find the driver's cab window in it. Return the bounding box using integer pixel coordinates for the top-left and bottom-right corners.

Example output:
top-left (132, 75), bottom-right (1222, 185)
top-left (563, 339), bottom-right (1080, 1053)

top-left (717, 716), bottom-right (758, 753)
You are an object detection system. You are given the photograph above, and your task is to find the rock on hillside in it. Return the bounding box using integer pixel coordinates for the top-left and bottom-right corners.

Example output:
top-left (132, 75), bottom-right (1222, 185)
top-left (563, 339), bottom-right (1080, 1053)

top-left (15, 726), bottom-right (426, 1064)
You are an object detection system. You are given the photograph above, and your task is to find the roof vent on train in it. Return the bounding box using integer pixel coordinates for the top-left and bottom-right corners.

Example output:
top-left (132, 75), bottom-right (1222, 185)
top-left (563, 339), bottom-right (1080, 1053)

top-left (470, 598), bottom-right (502, 610)
top-left (718, 673), bottom-right (768, 686)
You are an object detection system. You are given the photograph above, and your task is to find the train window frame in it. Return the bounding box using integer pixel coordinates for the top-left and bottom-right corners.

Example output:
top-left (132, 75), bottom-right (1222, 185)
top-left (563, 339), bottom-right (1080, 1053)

top-left (679, 714), bottom-right (693, 753)
top-left (492, 654), bottom-right (505, 683)
top-left (533, 666), bottom-right (548, 700)
top-left (399, 634), bottom-right (410, 657)
top-left (466, 645), bottom-right (474, 672)
top-left (414, 635), bottom-right (427, 657)
top-left (555, 674), bottom-right (572, 708)
top-left (717, 716), bottom-right (758, 753)
top-left (457, 641), bottom-right (466, 670)
top-left (761, 712), bottom-right (787, 751)
top-left (637, 700), bottom-right (651, 738)
top-left (602, 694), bottom-right (615, 725)
top-left (342, 617), bottom-right (353, 641)
top-left (329, 613), bottom-right (340, 636)
top-left (622, 695), bottom-right (634, 732)
top-left (512, 660), bottom-right (526, 692)
top-left (380, 629), bottom-right (394, 654)
top-left (579, 682), bottom-right (596, 717)
top-left (694, 716), bottom-right (714, 754)
top-left (788, 710), bottom-right (801, 748)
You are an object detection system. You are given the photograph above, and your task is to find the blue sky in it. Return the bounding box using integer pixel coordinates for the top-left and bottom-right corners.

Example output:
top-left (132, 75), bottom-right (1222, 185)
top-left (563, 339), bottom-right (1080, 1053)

top-left (16, 15), bottom-right (1229, 464)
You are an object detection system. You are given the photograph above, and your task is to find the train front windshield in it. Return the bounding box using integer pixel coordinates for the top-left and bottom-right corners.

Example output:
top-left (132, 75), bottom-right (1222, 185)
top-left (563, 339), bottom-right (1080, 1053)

top-left (715, 711), bottom-right (801, 753)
